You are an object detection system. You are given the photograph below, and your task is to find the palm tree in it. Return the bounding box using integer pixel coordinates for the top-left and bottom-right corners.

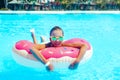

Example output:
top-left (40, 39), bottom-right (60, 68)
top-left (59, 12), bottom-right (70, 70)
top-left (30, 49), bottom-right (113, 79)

top-left (4, 0), bottom-right (8, 8)
top-left (58, 0), bottom-right (78, 10)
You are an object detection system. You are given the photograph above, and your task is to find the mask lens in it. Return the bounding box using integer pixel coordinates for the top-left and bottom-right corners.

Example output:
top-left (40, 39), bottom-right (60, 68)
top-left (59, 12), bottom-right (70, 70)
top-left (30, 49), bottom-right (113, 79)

top-left (58, 37), bottom-right (63, 41)
top-left (51, 37), bottom-right (57, 41)
top-left (51, 36), bottom-right (63, 41)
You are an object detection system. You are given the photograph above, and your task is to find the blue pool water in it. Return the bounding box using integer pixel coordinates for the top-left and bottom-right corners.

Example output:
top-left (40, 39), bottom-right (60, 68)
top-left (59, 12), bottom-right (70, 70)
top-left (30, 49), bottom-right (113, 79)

top-left (0, 11), bottom-right (120, 80)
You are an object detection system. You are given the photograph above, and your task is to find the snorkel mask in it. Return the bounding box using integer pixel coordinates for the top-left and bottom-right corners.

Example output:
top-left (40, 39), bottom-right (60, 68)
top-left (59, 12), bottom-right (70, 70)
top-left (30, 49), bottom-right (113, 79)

top-left (51, 36), bottom-right (63, 41)
top-left (50, 36), bottom-right (63, 47)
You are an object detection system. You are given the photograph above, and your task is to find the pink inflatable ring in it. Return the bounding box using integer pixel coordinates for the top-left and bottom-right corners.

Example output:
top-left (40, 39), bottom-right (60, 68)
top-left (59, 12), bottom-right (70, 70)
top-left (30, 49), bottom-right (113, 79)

top-left (12, 38), bottom-right (93, 68)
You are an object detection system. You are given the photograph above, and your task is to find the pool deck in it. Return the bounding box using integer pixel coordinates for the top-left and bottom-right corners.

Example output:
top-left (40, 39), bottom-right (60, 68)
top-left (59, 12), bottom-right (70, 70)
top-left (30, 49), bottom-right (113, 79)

top-left (0, 11), bottom-right (120, 14)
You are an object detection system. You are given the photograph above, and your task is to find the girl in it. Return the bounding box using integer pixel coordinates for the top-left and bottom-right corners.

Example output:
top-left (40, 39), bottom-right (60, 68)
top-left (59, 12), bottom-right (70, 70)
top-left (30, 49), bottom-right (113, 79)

top-left (30, 26), bottom-right (87, 71)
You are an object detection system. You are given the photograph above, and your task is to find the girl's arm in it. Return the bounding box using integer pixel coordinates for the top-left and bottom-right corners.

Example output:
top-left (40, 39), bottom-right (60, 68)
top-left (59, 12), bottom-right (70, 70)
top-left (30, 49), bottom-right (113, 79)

top-left (30, 44), bottom-right (54, 71)
top-left (62, 43), bottom-right (87, 69)
top-left (30, 29), bottom-right (53, 71)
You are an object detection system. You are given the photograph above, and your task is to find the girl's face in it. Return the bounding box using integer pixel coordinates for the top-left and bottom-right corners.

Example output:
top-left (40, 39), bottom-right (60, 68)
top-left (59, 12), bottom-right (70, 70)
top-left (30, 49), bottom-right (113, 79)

top-left (50, 30), bottom-right (63, 47)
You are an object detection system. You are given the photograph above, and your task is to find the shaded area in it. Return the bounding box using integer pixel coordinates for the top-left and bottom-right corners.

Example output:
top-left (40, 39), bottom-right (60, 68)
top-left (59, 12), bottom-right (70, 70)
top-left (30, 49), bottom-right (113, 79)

top-left (0, 0), bottom-right (5, 9)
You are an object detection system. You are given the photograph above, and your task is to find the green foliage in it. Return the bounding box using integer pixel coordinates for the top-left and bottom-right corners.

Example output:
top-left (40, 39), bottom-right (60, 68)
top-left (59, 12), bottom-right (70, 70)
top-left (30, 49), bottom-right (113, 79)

top-left (0, 8), bottom-right (9, 10)
top-left (8, 0), bottom-right (12, 2)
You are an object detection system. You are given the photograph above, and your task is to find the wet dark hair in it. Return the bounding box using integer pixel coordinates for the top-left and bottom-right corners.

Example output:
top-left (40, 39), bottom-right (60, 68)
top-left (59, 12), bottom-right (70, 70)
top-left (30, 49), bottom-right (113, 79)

top-left (50, 26), bottom-right (64, 36)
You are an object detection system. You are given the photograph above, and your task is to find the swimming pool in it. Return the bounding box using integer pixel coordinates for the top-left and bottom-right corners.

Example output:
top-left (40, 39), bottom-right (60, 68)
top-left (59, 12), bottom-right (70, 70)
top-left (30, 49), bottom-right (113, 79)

top-left (0, 11), bottom-right (120, 80)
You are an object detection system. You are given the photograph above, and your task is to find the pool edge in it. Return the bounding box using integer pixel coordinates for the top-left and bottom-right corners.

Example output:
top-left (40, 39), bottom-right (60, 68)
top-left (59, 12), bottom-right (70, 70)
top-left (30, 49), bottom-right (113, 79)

top-left (0, 11), bottom-right (120, 14)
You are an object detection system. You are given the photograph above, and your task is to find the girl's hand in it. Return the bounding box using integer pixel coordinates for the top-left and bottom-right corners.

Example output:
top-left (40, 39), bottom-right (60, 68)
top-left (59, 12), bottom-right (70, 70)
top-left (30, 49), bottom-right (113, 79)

top-left (46, 64), bottom-right (54, 71)
top-left (69, 59), bottom-right (80, 70)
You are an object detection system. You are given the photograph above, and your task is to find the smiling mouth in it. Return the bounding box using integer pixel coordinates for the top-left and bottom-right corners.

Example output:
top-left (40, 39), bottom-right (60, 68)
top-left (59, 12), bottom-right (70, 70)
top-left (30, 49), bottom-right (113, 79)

top-left (53, 41), bottom-right (61, 46)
